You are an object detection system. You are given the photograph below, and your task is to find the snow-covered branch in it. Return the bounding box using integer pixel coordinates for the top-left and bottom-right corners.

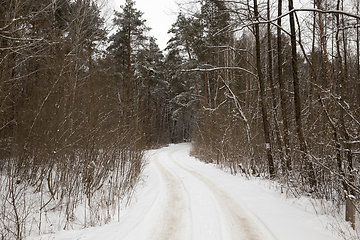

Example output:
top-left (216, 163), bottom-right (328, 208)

top-left (233, 8), bottom-right (360, 33)
top-left (183, 67), bottom-right (257, 77)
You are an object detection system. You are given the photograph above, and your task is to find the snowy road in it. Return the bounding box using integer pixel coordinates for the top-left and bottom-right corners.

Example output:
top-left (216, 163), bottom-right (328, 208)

top-left (34, 143), bottom-right (343, 240)
top-left (143, 145), bottom-right (275, 240)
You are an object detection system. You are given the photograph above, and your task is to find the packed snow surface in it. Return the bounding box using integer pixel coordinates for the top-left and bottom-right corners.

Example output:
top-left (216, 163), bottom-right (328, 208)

top-left (31, 143), bottom-right (343, 240)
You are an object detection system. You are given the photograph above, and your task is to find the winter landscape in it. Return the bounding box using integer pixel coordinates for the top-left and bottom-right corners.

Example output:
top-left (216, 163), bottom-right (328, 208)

top-left (26, 144), bottom-right (353, 240)
top-left (1, 0), bottom-right (360, 239)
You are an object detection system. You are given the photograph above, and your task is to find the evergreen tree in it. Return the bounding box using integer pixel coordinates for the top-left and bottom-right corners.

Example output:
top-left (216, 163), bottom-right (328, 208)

top-left (108, 0), bottom-right (150, 104)
top-left (167, 12), bottom-right (205, 61)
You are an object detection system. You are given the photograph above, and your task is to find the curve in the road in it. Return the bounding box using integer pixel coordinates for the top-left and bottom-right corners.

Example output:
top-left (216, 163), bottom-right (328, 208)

top-left (151, 145), bottom-right (276, 240)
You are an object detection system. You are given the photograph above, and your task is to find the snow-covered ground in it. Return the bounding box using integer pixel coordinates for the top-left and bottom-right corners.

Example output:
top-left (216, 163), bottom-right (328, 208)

top-left (29, 143), bottom-right (348, 240)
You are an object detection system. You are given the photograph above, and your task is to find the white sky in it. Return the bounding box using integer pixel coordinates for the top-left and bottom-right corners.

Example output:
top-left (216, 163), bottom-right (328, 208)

top-left (108, 0), bottom-right (179, 50)
top-left (105, 0), bottom-right (316, 51)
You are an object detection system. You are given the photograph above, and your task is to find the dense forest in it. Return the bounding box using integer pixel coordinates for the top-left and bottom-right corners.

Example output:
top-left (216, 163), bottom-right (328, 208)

top-left (1, 0), bottom-right (360, 239)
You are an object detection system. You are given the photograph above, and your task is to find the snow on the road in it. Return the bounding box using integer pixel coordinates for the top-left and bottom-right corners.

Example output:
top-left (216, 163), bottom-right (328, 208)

top-left (31, 143), bottom-right (343, 240)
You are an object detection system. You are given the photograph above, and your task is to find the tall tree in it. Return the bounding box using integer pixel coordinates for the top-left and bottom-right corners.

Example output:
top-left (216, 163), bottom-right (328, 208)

top-left (288, 0), bottom-right (316, 188)
top-left (254, 0), bottom-right (275, 177)
top-left (108, 0), bottom-right (149, 104)
top-left (277, 0), bottom-right (292, 172)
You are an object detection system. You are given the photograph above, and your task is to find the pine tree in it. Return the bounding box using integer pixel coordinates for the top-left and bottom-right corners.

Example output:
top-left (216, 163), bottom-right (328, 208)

top-left (108, 0), bottom-right (149, 104)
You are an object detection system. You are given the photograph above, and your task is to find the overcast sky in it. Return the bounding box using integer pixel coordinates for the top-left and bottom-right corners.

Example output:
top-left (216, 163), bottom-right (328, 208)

top-left (106, 0), bottom-right (314, 51)
top-left (108, 0), bottom-right (179, 50)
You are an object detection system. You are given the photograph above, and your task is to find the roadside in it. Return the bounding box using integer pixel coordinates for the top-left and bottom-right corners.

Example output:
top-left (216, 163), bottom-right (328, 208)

top-left (30, 143), bottom-right (345, 240)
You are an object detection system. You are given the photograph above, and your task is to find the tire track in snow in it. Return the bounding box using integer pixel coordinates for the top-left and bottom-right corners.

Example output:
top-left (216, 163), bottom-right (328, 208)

top-left (150, 152), bottom-right (189, 240)
top-left (169, 149), bottom-right (276, 240)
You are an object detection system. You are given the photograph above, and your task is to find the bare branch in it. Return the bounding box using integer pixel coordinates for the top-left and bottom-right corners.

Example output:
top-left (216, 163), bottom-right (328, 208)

top-left (183, 66), bottom-right (257, 77)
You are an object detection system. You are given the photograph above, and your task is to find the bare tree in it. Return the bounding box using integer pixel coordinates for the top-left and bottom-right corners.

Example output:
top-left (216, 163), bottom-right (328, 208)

top-left (254, 0), bottom-right (275, 177)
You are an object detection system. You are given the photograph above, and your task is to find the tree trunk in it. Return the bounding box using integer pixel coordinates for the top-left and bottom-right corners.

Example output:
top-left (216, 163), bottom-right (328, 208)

top-left (289, 0), bottom-right (316, 189)
top-left (277, 0), bottom-right (292, 172)
top-left (335, 0), bottom-right (355, 226)
top-left (254, 0), bottom-right (275, 178)
top-left (268, 0), bottom-right (284, 175)
top-left (316, 0), bottom-right (332, 90)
